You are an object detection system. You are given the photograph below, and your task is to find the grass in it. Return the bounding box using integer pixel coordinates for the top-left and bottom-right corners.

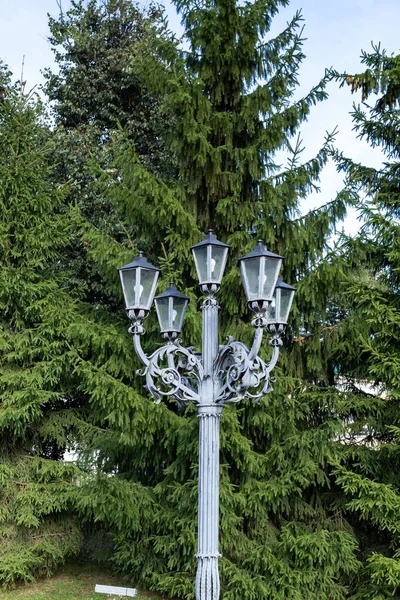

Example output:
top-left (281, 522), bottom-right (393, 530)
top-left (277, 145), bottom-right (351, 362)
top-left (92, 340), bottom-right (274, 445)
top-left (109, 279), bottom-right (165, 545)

top-left (0, 562), bottom-right (166, 600)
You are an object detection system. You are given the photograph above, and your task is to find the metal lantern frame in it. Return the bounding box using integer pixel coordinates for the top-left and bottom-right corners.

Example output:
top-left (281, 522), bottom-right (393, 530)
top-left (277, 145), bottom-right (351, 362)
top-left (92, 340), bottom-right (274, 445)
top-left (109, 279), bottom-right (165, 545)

top-left (268, 278), bottom-right (296, 325)
top-left (118, 233), bottom-right (295, 600)
top-left (118, 252), bottom-right (160, 318)
top-left (238, 240), bottom-right (283, 312)
top-left (191, 229), bottom-right (230, 292)
top-left (154, 282), bottom-right (190, 338)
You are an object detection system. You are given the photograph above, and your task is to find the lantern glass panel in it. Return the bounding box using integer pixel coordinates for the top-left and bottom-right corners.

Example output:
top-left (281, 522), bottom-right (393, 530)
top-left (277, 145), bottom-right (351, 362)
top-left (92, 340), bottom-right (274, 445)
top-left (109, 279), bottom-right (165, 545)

top-left (119, 268), bottom-right (137, 310)
top-left (140, 268), bottom-right (159, 309)
top-left (172, 297), bottom-right (188, 331)
top-left (155, 297), bottom-right (169, 331)
top-left (192, 246), bottom-right (208, 284)
top-left (279, 287), bottom-right (294, 323)
top-left (210, 246), bottom-right (229, 283)
top-left (240, 257), bottom-right (261, 300)
top-left (262, 257), bottom-right (282, 300)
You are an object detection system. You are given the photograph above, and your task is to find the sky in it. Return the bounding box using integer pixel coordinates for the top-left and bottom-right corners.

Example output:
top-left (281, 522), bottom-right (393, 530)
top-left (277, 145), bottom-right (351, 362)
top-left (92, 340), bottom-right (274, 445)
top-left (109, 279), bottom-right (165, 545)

top-left (0, 0), bottom-right (399, 236)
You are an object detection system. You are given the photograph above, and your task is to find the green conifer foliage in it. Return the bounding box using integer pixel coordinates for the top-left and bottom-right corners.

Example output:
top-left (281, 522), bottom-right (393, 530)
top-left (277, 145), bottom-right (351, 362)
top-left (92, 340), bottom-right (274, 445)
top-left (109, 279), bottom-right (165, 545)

top-left (60, 2), bottom-right (365, 599)
top-left (45, 0), bottom-right (169, 172)
top-left (0, 70), bottom-right (82, 586)
top-left (44, 0), bottom-right (176, 312)
top-left (328, 47), bottom-right (400, 598)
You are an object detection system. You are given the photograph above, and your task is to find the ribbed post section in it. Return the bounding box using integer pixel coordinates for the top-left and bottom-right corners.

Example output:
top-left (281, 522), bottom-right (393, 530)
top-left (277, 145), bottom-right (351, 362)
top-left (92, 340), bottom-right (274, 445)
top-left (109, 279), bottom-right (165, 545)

top-left (196, 297), bottom-right (221, 600)
top-left (196, 404), bottom-right (222, 600)
top-left (201, 299), bottom-right (219, 379)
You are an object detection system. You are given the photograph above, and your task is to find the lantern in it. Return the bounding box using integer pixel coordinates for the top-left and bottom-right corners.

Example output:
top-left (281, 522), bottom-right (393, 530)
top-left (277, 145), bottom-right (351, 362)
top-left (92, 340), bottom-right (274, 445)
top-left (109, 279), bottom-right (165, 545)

top-left (191, 229), bottom-right (230, 286)
top-left (267, 278), bottom-right (296, 324)
top-left (239, 240), bottom-right (283, 303)
top-left (118, 252), bottom-right (160, 313)
top-left (154, 283), bottom-right (189, 334)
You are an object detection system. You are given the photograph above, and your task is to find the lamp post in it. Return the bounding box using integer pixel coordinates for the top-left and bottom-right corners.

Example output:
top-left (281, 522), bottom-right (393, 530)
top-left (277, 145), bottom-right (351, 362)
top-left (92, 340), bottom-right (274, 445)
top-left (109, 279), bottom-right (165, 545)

top-left (118, 230), bottom-right (295, 600)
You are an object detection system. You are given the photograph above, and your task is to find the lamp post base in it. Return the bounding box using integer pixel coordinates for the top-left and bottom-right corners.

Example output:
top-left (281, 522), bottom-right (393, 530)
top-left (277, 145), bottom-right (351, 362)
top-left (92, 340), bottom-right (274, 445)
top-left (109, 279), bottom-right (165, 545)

top-left (195, 555), bottom-right (221, 600)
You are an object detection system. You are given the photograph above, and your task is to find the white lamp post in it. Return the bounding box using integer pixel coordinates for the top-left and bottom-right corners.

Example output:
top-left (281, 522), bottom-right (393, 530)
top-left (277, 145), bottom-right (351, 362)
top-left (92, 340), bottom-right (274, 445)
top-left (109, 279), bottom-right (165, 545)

top-left (118, 232), bottom-right (295, 600)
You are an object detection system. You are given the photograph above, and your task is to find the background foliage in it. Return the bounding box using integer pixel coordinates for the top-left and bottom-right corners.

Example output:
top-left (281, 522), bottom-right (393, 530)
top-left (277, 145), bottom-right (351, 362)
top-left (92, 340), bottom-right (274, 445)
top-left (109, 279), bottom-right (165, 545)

top-left (0, 66), bottom-right (82, 586)
top-left (0, 1), bottom-right (399, 598)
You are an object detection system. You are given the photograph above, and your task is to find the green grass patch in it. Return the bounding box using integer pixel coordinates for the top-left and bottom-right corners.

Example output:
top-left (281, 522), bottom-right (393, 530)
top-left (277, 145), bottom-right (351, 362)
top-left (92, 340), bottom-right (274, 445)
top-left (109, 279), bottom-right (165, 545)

top-left (0, 562), bottom-right (165, 600)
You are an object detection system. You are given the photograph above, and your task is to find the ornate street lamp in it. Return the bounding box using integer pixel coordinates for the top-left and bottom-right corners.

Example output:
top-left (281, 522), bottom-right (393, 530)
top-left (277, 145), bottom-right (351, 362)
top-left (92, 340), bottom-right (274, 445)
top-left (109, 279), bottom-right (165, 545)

top-left (118, 232), bottom-right (295, 600)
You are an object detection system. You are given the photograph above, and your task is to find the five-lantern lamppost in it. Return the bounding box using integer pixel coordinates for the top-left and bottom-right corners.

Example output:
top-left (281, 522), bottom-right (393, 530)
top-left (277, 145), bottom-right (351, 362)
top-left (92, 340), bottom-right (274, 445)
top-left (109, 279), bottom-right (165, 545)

top-left (118, 230), bottom-right (295, 600)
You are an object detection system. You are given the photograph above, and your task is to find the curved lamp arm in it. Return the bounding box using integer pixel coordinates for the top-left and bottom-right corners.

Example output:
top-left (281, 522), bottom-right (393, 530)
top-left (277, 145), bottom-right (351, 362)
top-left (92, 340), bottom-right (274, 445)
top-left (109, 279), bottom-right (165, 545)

top-left (132, 331), bottom-right (150, 368)
top-left (248, 326), bottom-right (263, 362)
top-left (249, 325), bottom-right (281, 370)
top-left (267, 343), bottom-right (280, 372)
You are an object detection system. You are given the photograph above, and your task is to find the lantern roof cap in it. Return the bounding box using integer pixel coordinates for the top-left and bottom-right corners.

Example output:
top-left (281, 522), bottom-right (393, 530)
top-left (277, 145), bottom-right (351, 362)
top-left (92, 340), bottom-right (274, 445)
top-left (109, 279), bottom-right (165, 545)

top-left (240, 240), bottom-right (284, 261)
top-left (155, 282), bottom-right (190, 301)
top-left (118, 251), bottom-right (160, 272)
top-left (275, 277), bottom-right (296, 291)
top-left (191, 229), bottom-right (230, 250)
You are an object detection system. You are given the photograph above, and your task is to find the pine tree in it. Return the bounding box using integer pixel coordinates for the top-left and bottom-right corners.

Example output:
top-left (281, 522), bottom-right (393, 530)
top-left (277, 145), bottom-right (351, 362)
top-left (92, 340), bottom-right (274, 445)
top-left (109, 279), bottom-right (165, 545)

top-left (327, 47), bottom-right (400, 599)
top-left (45, 0), bottom-right (169, 166)
top-left (45, 0), bottom-right (173, 206)
top-left (0, 67), bottom-right (83, 586)
top-left (58, 1), bottom-right (366, 599)
top-left (44, 0), bottom-right (175, 310)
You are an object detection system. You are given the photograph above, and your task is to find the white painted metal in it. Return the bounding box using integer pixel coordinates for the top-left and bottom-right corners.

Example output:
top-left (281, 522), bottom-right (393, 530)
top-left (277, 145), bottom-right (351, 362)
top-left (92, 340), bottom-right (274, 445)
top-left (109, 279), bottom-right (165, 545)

top-left (94, 584), bottom-right (137, 597)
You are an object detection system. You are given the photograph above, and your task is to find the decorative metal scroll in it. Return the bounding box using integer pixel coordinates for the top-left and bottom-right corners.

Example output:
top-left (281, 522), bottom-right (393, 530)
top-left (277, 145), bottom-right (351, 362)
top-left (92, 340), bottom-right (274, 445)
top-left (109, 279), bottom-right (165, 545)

top-left (134, 327), bottom-right (284, 407)
top-left (137, 342), bottom-right (203, 405)
top-left (213, 339), bottom-right (276, 404)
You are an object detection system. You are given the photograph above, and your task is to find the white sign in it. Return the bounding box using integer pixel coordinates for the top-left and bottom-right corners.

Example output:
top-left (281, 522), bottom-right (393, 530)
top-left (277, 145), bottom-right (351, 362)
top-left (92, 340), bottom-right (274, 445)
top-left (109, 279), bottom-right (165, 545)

top-left (95, 584), bottom-right (137, 597)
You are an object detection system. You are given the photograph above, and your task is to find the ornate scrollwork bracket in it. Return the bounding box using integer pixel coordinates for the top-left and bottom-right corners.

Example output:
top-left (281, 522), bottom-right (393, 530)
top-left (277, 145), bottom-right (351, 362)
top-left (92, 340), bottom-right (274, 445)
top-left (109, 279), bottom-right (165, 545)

top-left (267, 323), bottom-right (286, 347)
top-left (129, 309), bottom-right (286, 409)
top-left (213, 326), bottom-right (284, 404)
top-left (130, 318), bottom-right (203, 406)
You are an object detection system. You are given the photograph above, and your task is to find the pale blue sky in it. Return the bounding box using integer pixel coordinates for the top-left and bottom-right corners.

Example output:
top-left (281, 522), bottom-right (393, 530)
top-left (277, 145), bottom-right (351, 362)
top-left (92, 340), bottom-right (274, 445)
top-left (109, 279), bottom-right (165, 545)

top-left (1, 0), bottom-right (399, 235)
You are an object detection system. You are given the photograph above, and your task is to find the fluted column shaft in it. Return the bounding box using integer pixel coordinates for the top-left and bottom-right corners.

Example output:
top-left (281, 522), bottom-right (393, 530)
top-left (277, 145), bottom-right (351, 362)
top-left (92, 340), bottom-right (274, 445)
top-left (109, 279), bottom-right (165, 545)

top-left (196, 298), bottom-right (221, 600)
